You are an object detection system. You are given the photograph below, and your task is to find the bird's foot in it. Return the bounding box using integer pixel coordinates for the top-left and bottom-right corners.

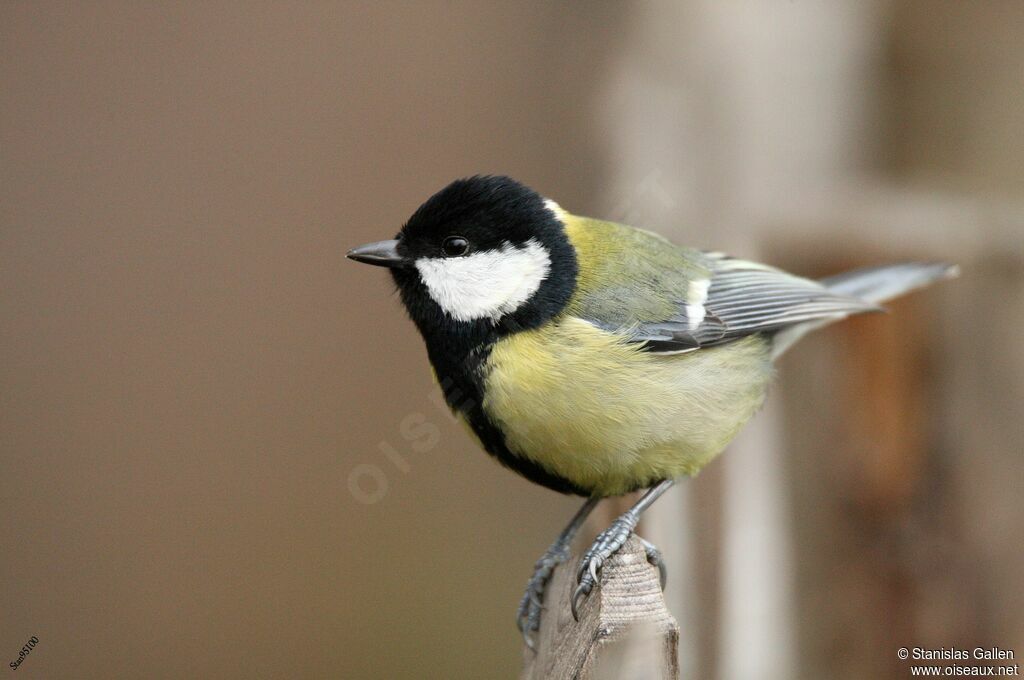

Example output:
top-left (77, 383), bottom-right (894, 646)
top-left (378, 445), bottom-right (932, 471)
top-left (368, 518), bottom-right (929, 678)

top-left (571, 513), bottom-right (667, 620)
top-left (571, 513), bottom-right (639, 620)
top-left (516, 541), bottom-right (571, 649)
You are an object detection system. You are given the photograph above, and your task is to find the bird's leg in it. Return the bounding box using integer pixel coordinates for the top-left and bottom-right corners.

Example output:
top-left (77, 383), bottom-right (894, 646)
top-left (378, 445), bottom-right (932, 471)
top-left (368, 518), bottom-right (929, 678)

top-left (571, 479), bottom-right (675, 621)
top-left (517, 496), bottom-right (600, 648)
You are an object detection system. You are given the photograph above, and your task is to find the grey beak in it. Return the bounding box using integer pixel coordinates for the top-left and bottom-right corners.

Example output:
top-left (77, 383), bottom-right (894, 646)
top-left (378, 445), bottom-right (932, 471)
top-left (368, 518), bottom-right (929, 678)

top-left (346, 239), bottom-right (409, 268)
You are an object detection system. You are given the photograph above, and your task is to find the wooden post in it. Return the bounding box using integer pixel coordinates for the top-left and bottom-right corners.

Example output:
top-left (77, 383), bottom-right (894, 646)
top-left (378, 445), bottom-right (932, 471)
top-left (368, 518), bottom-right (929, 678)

top-left (520, 536), bottom-right (679, 680)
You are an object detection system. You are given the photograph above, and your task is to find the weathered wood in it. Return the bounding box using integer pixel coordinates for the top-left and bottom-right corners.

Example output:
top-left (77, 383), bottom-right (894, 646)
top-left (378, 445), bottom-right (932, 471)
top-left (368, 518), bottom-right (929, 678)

top-left (521, 535), bottom-right (679, 680)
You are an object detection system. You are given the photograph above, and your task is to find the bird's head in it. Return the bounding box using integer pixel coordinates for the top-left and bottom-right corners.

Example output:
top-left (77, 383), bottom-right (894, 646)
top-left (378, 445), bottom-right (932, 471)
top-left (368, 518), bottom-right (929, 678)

top-left (348, 176), bottom-right (578, 337)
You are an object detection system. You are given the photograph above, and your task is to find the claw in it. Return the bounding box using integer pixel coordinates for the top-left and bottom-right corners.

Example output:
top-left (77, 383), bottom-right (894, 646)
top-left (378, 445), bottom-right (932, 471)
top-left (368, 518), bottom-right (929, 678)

top-left (570, 580), bottom-right (592, 621)
top-left (640, 537), bottom-right (667, 590)
top-left (518, 592), bottom-right (537, 632)
top-left (572, 559), bottom-right (602, 621)
top-left (519, 591), bottom-right (542, 652)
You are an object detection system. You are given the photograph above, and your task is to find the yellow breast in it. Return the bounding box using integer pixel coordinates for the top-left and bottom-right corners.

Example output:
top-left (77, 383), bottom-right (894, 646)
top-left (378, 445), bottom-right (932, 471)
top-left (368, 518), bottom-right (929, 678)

top-left (481, 317), bottom-right (773, 496)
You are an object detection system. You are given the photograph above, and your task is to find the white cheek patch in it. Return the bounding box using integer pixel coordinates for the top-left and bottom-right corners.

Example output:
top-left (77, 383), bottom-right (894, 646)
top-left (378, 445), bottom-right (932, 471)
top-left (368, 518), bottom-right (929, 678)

top-left (415, 239), bottom-right (552, 323)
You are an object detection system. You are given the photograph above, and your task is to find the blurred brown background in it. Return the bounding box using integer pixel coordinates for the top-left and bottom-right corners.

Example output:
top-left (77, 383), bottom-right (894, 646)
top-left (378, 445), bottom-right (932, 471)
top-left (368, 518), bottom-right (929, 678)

top-left (1, 2), bottom-right (1021, 679)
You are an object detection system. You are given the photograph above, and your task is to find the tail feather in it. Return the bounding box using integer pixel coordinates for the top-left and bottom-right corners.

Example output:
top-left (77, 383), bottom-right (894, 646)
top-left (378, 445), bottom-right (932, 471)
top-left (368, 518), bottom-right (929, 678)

top-left (771, 262), bottom-right (957, 358)
top-left (819, 262), bottom-right (959, 305)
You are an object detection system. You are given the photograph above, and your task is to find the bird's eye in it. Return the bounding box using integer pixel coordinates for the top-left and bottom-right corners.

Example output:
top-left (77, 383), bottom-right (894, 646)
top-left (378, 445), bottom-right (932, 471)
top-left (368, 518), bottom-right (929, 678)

top-left (441, 235), bottom-right (469, 257)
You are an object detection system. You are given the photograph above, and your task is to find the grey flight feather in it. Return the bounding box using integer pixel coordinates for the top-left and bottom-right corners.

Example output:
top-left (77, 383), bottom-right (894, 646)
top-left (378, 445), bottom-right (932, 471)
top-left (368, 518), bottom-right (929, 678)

top-left (622, 257), bottom-right (956, 356)
top-left (628, 255), bottom-right (882, 354)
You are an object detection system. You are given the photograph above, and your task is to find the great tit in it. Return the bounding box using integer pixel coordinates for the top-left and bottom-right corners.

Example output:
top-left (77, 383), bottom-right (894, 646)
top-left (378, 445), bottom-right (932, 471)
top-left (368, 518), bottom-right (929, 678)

top-left (347, 175), bottom-right (955, 643)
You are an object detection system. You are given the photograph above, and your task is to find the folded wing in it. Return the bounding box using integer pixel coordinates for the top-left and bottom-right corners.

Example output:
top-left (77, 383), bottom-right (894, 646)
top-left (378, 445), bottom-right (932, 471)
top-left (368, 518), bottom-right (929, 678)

top-left (564, 220), bottom-right (878, 354)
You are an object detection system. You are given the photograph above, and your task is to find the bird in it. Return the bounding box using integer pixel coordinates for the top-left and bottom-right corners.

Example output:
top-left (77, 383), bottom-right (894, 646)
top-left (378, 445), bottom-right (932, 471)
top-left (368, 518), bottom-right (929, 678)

top-left (346, 175), bottom-right (956, 646)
